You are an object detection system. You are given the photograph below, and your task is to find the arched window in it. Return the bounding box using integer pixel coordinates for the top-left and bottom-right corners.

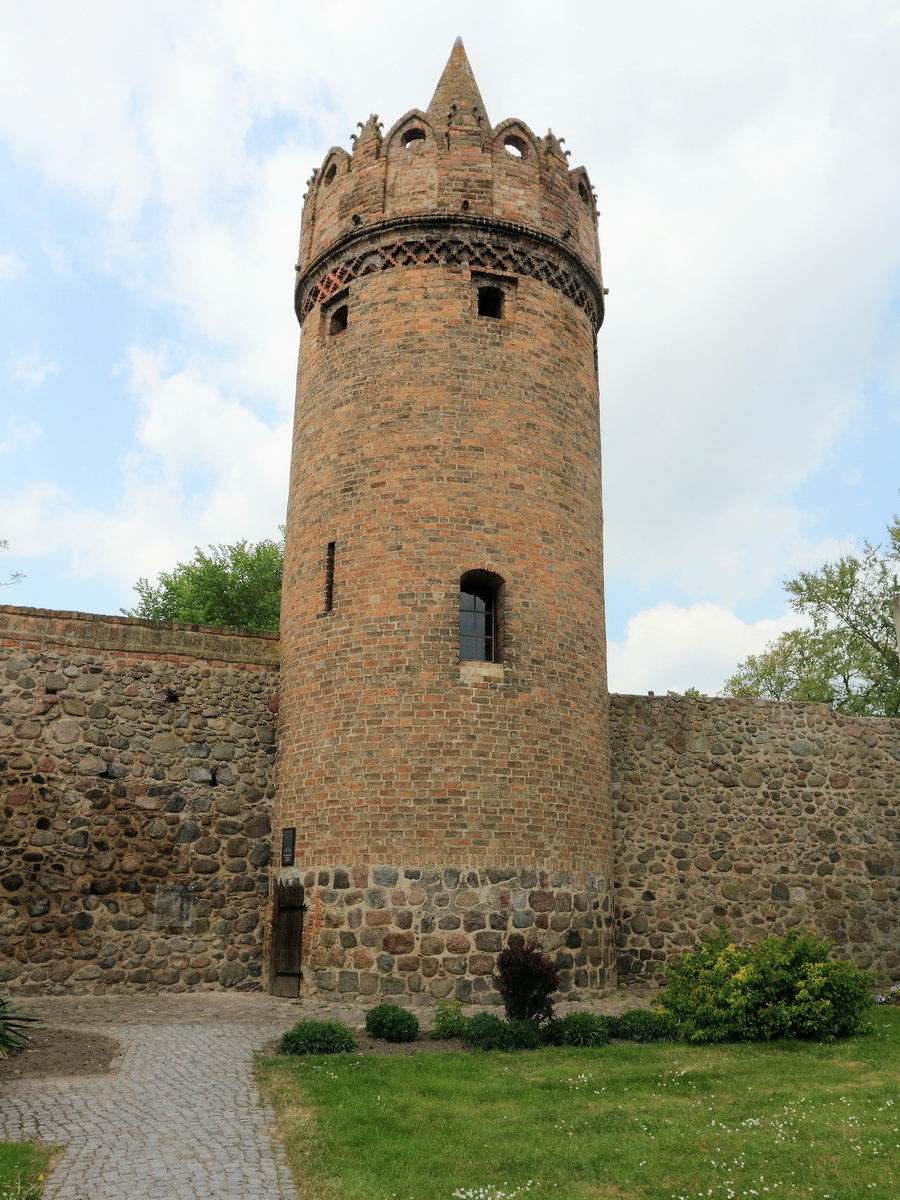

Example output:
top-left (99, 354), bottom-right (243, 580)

top-left (459, 571), bottom-right (502, 662)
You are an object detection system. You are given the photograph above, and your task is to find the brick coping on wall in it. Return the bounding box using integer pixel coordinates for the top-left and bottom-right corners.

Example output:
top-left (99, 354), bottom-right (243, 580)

top-left (0, 605), bottom-right (280, 667)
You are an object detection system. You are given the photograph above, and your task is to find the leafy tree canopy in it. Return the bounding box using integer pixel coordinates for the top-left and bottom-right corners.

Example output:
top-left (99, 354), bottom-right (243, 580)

top-left (125, 537), bottom-right (283, 631)
top-left (723, 515), bottom-right (900, 717)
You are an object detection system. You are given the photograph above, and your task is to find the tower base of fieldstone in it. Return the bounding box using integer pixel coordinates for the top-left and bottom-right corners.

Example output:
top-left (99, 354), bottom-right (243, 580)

top-left (288, 864), bottom-right (616, 1002)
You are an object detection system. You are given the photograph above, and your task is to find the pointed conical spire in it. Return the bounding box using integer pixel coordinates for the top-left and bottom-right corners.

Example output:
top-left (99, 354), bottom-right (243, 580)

top-left (427, 37), bottom-right (489, 129)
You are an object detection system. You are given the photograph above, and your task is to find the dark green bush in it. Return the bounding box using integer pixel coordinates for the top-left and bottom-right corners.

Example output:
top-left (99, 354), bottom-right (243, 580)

top-left (542, 1011), bottom-right (610, 1047)
top-left (462, 1012), bottom-right (544, 1051)
top-left (278, 1019), bottom-right (357, 1055)
top-left (505, 1018), bottom-right (543, 1049)
top-left (659, 929), bottom-right (874, 1042)
top-left (607, 1008), bottom-right (680, 1043)
top-left (494, 943), bottom-right (561, 1022)
top-left (430, 998), bottom-right (469, 1039)
top-left (0, 996), bottom-right (37, 1057)
top-left (365, 1004), bottom-right (420, 1043)
top-left (462, 1012), bottom-right (513, 1051)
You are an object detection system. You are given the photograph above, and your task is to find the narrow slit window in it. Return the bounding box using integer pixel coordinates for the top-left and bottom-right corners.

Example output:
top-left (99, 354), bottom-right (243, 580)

top-left (324, 541), bottom-right (336, 612)
top-left (459, 573), bottom-right (501, 662)
top-left (477, 286), bottom-right (503, 319)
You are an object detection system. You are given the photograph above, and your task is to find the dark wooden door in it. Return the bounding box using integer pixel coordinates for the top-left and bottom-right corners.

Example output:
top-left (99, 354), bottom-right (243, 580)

top-left (270, 880), bottom-right (305, 997)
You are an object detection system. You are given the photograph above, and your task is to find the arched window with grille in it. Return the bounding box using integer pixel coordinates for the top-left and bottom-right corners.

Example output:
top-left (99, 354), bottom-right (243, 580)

top-left (459, 571), bottom-right (503, 662)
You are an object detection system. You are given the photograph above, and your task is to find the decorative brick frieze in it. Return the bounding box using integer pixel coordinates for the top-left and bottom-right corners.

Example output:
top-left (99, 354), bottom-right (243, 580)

top-left (295, 215), bottom-right (605, 332)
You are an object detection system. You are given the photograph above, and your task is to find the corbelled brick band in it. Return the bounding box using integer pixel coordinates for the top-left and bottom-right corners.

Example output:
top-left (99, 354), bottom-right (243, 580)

top-left (276, 40), bottom-right (614, 1000)
top-left (296, 215), bottom-right (605, 330)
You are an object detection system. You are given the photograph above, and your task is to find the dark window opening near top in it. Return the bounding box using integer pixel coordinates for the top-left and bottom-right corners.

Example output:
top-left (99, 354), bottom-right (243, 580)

top-left (329, 304), bottom-right (348, 335)
top-left (477, 286), bottom-right (504, 319)
top-left (459, 572), bottom-right (502, 662)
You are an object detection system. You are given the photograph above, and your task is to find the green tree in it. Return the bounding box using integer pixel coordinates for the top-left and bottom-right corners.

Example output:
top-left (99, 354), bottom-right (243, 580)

top-left (724, 515), bottom-right (900, 716)
top-left (125, 537), bottom-right (283, 631)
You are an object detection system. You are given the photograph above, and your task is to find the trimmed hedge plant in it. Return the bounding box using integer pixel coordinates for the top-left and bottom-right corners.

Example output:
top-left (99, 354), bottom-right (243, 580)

top-left (278, 1019), bottom-right (357, 1055)
top-left (607, 1009), bottom-right (679, 1043)
top-left (542, 1011), bottom-right (610, 1047)
top-left (494, 944), bottom-right (561, 1023)
top-left (430, 998), bottom-right (469, 1040)
top-left (365, 1004), bottom-right (420, 1043)
top-left (657, 929), bottom-right (874, 1043)
top-left (462, 1012), bottom-right (544, 1051)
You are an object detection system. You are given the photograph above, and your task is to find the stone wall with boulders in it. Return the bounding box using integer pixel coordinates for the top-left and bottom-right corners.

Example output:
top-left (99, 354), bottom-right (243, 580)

top-left (610, 694), bottom-right (900, 986)
top-left (295, 864), bottom-right (613, 1005)
top-left (1, 606), bottom-right (279, 995)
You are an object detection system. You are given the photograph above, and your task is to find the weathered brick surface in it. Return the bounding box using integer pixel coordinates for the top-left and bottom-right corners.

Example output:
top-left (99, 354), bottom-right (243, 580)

top-left (0, 606), bottom-right (279, 994)
top-left (277, 42), bottom-right (614, 998)
top-left (611, 695), bottom-right (900, 985)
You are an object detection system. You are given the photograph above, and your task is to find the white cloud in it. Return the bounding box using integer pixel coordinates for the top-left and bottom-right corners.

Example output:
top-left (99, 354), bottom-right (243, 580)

top-left (0, 1), bottom-right (898, 627)
top-left (11, 354), bottom-right (58, 389)
top-left (0, 251), bottom-right (25, 282)
top-left (607, 602), bottom-right (799, 697)
top-left (0, 416), bottom-right (41, 454)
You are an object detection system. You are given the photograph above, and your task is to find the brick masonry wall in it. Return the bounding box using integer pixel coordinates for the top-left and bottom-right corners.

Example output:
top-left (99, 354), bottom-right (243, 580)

top-left (278, 256), bottom-right (614, 1001)
top-left (278, 53), bottom-right (614, 1000)
top-left (610, 694), bottom-right (900, 985)
top-left (1, 606), bottom-right (279, 994)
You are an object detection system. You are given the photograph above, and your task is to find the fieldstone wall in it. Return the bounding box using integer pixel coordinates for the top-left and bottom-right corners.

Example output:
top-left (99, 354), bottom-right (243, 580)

top-left (1, 606), bottom-right (279, 995)
top-left (294, 864), bottom-right (614, 1005)
top-left (610, 694), bottom-right (900, 986)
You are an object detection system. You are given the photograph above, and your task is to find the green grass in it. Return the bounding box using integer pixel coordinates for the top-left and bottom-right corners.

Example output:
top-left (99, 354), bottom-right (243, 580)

top-left (0, 1143), bottom-right (51, 1200)
top-left (256, 1008), bottom-right (900, 1200)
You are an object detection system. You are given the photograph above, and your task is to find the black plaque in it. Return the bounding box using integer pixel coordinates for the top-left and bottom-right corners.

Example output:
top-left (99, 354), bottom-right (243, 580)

top-left (281, 827), bottom-right (296, 866)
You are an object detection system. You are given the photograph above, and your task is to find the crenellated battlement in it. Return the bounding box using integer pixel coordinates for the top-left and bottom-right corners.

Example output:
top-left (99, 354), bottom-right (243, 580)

top-left (296, 40), bottom-right (601, 289)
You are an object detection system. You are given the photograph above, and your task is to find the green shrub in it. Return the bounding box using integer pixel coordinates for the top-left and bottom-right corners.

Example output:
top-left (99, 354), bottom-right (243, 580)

top-left (430, 997), bottom-right (469, 1039)
top-left (462, 1012), bottom-right (513, 1051)
top-left (494, 944), bottom-right (561, 1022)
top-left (278, 1019), bottom-right (357, 1055)
top-left (607, 1008), bottom-right (680, 1043)
top-left (0, 996), bottom-right (37, 1057)
top-left (505, 1018), bottom-right (543, 1049)
top-left (659, 928), bottom-right (874, 1042)
top-left (461, 1012), bottom-right (543, 1051)
top-left (542, 1011), bottom-right (610, 1047)
top-left (365, 1004), bottom-right (420, 1043)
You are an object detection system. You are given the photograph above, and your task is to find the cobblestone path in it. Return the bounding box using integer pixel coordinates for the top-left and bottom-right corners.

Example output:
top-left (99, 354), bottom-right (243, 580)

top-left (0, 995), bottom-right (300, 1200)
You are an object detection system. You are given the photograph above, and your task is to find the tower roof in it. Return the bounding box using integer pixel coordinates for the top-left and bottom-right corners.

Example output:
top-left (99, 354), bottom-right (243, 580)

top-left (426, 37), bottom-right (490, 128)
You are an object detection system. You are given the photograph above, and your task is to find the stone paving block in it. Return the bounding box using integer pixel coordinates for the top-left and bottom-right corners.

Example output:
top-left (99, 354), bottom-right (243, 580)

top-left (0, 997), bottom-right (297, 1200)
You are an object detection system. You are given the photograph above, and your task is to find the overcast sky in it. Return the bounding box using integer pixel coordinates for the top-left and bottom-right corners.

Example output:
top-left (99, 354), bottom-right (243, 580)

top-left (1, 1), bottom-right (898, 694)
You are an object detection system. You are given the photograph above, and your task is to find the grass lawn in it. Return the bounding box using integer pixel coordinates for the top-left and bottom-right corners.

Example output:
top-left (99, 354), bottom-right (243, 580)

top-left (257, 1008), bottom-right (900, 1200)
top-left (0, 1142), bottom-right (51, 1200)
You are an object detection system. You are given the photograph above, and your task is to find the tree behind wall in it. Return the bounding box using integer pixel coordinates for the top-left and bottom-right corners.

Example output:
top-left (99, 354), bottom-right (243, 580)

top-left (724, 515), bottom-right (900, 717)
top-left (125, 538), bottom-right (283, 631)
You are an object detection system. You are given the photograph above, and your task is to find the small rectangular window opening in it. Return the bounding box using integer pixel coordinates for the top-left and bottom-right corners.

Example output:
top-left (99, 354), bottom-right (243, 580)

top-left (477, 286), bottom-right (504, 319)
top-left (324, 541), bottom-right (336, 612)
top-left (329, 304), bottom-right (348, 334)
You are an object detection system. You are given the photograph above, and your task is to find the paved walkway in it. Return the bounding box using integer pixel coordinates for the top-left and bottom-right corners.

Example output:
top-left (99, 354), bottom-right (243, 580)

top-left (1, 990), bottom-right (654, 1199)
top-left (0, 994), bottom-right (301, 1200)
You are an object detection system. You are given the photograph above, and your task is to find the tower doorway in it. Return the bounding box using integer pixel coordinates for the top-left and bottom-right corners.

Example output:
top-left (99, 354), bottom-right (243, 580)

top-left (269, 879), bottom-right (305, 997)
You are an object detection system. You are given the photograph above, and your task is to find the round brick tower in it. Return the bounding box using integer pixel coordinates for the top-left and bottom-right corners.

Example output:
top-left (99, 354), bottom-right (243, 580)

top-left (274, 39), bottom-right (613, 1002)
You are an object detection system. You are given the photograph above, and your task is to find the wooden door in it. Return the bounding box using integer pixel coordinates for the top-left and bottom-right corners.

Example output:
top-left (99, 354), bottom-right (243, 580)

top-left (270, 880), bottom-right (305, 997)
